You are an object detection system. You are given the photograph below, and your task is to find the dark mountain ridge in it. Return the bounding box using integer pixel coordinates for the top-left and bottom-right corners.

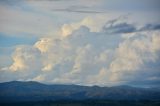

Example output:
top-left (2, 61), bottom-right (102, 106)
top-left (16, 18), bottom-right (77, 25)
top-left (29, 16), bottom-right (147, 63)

top-left (0, 81), bottom-right (160, 102)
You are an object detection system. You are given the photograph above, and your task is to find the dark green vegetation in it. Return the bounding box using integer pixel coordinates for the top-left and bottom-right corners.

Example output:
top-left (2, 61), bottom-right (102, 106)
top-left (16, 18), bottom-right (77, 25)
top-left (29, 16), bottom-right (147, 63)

top-left (0, 100), bottom-right (160, 106)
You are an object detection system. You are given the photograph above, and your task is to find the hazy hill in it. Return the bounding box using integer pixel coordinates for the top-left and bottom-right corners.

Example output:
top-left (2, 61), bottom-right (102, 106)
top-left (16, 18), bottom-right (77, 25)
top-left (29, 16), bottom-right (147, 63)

top-left (0, 81), bottom-right (160, 102)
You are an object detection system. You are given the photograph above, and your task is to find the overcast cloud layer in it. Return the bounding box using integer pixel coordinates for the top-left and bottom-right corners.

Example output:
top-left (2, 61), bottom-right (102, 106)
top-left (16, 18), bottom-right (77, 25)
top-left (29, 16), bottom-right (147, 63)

top-left (0, 0), bottom-right (160, 87)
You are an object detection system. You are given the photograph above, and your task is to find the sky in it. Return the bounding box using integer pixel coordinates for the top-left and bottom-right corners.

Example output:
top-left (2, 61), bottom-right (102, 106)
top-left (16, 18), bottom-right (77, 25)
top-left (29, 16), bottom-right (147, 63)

top-left (0, 0), bottom-right (160, 88)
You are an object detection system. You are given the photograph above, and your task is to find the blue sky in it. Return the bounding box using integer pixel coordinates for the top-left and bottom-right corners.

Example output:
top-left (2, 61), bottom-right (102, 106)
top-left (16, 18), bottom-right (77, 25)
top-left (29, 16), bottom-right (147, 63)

top-left (0, 0), bottom-right (160, 87)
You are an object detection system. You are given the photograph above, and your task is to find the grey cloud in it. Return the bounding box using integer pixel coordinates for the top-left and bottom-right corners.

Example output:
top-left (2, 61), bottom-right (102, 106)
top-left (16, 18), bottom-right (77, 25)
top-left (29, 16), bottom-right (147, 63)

top-left (102, 16), bottom-right (137, 34)
top-left (52, 5), bottom-right (106, 14)
top-left (103, 17), bottom-right (160, 34)
top-left (52, 8), bottom-right (105, 14)
top-left (103, 22), bottom-right (136, 34)
top-left (139, 24), bottom-right (160, 31)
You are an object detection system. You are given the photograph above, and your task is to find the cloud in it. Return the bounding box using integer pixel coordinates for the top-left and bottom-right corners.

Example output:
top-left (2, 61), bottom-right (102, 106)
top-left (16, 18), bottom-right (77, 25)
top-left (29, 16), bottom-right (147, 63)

top-left (108, 31), bottom-right (160, 83)
top-left (26, 0), bottom-right (160, 14)
top-left (1, 0), bottom-right (159, 38)
top-left (139, 24), bottom-right (160, 31)
top-left (1, 17), bottom-right (160, 87)
top-left (103, 20), bottom-right (136, 34)
top-left (0, 0), bottom-right (160, 87)
top-left (8, 45), bottom-right (42, 72)
top-left (61, 17), bottom-right (105, 37)
top-left (51, 3), bottom-right (105, 14)
top-left (26, 0), bottom-right (104, 13)
top-left (34, 37), bottom-right (71, 72)
top-left (51, 8), bottom-right (106, 14)
top-left (32, 75), bottom-right (45, 82)
top-left (103, 17), bottom-right (160, 34)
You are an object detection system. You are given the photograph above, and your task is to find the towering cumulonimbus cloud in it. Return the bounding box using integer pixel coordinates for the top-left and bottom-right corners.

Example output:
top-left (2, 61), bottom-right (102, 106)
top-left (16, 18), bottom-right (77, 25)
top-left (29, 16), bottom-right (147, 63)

top-left (1, 17), bottom-right (160, 87)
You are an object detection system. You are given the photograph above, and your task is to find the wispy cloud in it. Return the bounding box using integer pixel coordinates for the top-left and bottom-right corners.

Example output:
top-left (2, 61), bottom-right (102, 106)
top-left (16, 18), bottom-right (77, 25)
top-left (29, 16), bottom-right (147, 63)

top-left (51, 5), bottom-right (107, 14)
top-left (52, 8), bottom-right (106, 14)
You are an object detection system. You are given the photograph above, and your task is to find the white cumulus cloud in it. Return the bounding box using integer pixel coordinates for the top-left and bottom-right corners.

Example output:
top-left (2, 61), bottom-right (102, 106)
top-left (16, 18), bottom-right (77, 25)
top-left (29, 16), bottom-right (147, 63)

top-left (1, 17), bottom-right (160, 87)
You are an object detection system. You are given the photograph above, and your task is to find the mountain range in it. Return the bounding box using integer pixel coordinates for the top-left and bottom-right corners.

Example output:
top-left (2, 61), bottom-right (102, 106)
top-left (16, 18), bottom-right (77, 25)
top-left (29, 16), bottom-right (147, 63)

top-left (0, 81), bottom-right (160, 102)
